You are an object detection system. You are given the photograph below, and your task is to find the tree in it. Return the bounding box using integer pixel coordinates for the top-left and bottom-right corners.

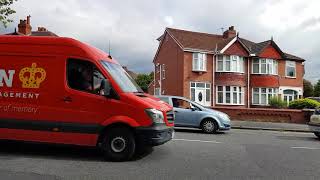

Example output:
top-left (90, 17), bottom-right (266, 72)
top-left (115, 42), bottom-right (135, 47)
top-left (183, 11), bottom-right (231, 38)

top-left (0, 0), bottom-right (18, 28)
top-left (314, 80), bottom-right (320, 97)
top-left (135, 73), bottom-right (153, 92)
top-left (303, 79), bottom-right (314, 97)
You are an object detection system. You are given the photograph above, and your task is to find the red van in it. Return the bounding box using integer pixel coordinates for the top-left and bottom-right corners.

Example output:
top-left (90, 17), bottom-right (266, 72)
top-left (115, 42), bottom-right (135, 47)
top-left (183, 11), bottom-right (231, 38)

top-left (0, 36), bottom-right (174, 161)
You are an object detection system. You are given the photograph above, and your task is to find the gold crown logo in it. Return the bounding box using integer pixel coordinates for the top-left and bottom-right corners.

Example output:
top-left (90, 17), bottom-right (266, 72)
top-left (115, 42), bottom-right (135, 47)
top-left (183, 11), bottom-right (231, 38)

top-left (19, 63), bottom-right (46, 88)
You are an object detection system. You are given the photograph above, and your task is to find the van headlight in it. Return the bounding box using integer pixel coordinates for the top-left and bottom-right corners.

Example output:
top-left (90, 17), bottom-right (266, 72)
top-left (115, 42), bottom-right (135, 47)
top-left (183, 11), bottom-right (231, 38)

top-left (145, 109), bottom-right (165, 124)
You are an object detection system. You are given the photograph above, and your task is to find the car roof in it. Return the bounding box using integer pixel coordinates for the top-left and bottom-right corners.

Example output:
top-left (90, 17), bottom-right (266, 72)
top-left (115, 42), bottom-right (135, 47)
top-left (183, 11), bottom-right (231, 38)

top-left (157, 95), bottom-right (190, 100)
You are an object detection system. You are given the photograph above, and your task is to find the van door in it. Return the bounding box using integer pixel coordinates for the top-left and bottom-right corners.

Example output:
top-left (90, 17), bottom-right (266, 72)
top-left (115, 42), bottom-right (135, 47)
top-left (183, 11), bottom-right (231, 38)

top-left (59, 58), bottom-right (123, 133)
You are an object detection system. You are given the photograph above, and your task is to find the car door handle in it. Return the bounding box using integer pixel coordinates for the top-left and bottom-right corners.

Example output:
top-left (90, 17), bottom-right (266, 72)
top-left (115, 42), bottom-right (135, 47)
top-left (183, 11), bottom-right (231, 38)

top-left (62, 96), bottom-right (72, 103)
top-left (174, 110), bottom-right (179, 113)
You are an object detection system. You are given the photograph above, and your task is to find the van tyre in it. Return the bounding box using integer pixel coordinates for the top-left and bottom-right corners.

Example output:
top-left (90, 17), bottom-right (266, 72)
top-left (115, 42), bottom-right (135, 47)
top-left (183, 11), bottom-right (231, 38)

top-left (201, 119), bottom-right (218, 134)
top-left (314, 132), bottom-right (320, 139)
top-left (101, 127), bottom-right (136, 161)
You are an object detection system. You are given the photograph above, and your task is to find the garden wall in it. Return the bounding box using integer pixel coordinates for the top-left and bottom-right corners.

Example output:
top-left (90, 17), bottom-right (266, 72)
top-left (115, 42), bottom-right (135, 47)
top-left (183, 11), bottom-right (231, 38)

top-left (212, 107), bottom-right (313, 124)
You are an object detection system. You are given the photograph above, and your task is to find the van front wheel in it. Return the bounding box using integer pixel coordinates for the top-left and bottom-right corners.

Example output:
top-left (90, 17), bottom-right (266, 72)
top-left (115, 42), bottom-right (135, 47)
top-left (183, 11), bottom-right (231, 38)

top-left (101, 127), bottom-right (136, 161)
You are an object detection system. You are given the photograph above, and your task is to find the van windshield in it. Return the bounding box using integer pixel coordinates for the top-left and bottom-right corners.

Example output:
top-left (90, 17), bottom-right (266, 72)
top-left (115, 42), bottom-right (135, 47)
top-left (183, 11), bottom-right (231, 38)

top-left (101, 61), bottom-right (143, 93)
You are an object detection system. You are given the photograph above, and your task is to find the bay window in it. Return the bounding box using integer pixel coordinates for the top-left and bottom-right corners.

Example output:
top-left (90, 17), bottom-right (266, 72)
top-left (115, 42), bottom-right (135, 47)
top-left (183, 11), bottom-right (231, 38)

top-left (252, 87), bottom-right (278, 105)
top-left (216, 55), bottom-right (244, 73)
top-left (193, 53), bottom-right (207, 71)
top-left (217, 86), bottom-right (244, 105)
top-left (252, 58), bottom-right (278, 75)
top-left (286, 61), bottom-right (296, 78)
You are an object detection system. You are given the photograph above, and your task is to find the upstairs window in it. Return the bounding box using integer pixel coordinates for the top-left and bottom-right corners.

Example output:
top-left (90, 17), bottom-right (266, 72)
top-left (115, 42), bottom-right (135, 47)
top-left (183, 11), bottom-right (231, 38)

top-left (192, 53), bottom-right (207, 71)
top-left (162, 64), bottom-right (166, 80)
top-left (252, 58), bottom-right (278, 75)
top-left (286, 61), bottom-right (296, 78)
top-left (216, 55), bottom-right (244, 73)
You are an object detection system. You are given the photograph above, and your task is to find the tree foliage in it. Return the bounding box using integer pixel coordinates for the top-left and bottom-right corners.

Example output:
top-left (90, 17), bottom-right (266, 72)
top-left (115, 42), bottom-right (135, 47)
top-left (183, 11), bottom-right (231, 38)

top-left (303, 79), bottom-right (314, 98)
top-left (0, 0), bottom-right (17, 28)
top-left (314, 80), bottom-right (320, 97)
top-left (135, 72), bottom-right (153, 92)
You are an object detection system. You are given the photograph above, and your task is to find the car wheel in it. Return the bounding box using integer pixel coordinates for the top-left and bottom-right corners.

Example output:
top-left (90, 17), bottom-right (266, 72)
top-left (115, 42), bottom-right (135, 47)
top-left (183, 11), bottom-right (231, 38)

top-left (201, 119), bottom-right (217, 134)
top-left (101, 127), bottom-right (136, 161)
top-left (314, 132), bottom-right (320, 139)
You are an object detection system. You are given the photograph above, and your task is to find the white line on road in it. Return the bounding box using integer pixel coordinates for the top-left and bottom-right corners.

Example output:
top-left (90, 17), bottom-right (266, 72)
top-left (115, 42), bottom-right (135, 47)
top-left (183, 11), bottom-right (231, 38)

top-left (173, 138), bottom-right (222, 144)
top-left (291, 147), bottom-right (320, 150)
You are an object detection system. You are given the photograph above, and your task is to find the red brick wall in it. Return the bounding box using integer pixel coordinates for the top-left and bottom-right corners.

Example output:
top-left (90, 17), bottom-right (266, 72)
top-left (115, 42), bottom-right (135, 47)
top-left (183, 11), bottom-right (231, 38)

top-left (215, 73), bottom-right (247, 86)
top-left (259, 44), bottom-right (282, 59)
top-left (213, 107), bottom-right (307, 124)
top-left (250, 75), bottom-right (279, 87)
top-left (278, 60), bottom-right (304, 87)
top-left (224, 41), bottom-right (249, 56)
top-left (183, 52), bottom-right (213, 99)
top-left (154, 33), bottom-right (184, 96)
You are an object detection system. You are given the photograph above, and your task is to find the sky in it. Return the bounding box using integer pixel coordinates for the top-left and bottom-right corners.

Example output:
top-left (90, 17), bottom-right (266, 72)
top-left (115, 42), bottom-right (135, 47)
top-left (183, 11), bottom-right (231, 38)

top-left (1, 0), bottom-right (320, 83)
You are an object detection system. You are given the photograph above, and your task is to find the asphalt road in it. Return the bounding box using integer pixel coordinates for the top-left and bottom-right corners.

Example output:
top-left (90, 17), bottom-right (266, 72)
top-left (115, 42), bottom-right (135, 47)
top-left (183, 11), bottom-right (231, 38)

top-left (0, 129), bottom-right (319, 180)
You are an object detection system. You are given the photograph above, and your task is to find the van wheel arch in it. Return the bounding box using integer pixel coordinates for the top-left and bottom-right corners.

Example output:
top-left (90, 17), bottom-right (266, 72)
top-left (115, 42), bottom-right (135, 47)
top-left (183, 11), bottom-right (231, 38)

top-left (97, 122), bottom-right (134, 146)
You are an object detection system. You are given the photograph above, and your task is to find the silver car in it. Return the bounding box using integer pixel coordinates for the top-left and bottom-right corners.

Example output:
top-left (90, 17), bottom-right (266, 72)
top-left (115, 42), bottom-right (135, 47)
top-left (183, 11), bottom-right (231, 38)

top-left (309, 109), bottom-right (320, 139)
top-left (157, 95), bottom-right (231, 133)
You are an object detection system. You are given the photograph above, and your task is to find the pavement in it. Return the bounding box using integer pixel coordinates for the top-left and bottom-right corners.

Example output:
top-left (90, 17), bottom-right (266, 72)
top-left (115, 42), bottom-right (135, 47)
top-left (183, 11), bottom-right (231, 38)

top-left (231, 120), bottom-right (311, 132)
top-left (0, 129), bottom-right (320, 180)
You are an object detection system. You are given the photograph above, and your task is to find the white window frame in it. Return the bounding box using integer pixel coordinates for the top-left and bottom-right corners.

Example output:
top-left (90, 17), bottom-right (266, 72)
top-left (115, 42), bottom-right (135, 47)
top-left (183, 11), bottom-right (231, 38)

top-left (252, 87), bottom-right (278, 105)
top-left (190, 82), bottom-right (211, 106)
top-left (252, 58), bottom-right (278, 75)
top-left (216, 86), bottom-right (244, 105)
top-left (154, 88), bottom-right (160, 95)
top-left (216, 55), bottom-right (244, 73)
top-left (285, 60), bottom-right (296, 78)
top-left (192, 53), bottom-right (207, 72)
top-left (162, 64), bottom-right (166, 80)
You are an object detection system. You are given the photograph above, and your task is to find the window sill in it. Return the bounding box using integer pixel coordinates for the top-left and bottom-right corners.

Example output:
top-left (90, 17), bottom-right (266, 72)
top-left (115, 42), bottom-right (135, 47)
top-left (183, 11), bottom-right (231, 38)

top-left (216, 71), bottom-right (245, 74)
top-left (216, 103), bottom-right (245, 106)
top-left (251, 73), bottom-right (278, 76)
top-left (192, 70), bottom-right (207, 73)
top-left (285, 76), bottom-right (296, 79)
top-left (251, 104), bottom-right (270, 106)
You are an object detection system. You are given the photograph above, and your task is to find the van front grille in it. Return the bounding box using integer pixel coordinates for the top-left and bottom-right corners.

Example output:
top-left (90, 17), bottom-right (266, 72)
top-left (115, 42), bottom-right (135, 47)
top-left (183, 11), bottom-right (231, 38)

top-left (166, 110), bottom-right (175, 123)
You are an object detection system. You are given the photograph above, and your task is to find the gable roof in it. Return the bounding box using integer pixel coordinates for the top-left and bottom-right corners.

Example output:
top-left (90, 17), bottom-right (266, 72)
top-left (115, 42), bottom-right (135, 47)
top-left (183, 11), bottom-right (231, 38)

top-left (166, 28), bottom-right (234, 53)
top-left (161, 27), bottom-right (305, 61)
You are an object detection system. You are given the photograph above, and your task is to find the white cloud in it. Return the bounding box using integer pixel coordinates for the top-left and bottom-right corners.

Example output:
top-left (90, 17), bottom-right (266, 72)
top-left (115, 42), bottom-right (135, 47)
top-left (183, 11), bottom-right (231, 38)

top-left (1, 0), bottom-right (319, 82)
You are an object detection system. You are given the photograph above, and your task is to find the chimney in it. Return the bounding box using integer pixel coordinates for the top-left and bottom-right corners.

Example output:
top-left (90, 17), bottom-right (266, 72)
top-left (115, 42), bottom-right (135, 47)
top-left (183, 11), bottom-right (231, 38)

top-left (18, 15), bottom-right (32, 35)
top-left (37, 27), bottom-right (47, 32)
top-left (223, 26), bottom-right (236, 39)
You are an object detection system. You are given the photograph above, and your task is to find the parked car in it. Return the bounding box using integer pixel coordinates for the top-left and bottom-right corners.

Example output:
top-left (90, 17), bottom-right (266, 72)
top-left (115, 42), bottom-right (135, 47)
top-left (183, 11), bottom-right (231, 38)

top-left (0, 36), bottom-right (174, 161)
top-left (156, 95), bottom-right (231, 133)
top-left (309, 109), bottom-right (320, 139)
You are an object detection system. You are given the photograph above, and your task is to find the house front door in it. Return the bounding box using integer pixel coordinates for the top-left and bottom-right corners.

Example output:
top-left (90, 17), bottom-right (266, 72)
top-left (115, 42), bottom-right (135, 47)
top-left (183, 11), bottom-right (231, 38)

top-left (195, 88), bottom-right (206, 106)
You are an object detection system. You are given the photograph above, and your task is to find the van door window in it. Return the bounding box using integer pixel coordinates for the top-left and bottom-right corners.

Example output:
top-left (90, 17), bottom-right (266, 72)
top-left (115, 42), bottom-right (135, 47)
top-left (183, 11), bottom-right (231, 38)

top-left (67, 59), bottom-right (105, 95)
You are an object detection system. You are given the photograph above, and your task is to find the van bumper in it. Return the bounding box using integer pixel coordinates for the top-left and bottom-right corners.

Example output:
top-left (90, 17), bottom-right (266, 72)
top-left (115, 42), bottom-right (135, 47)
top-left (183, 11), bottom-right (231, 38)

top-left (135, 124), bottom-right (174, 146)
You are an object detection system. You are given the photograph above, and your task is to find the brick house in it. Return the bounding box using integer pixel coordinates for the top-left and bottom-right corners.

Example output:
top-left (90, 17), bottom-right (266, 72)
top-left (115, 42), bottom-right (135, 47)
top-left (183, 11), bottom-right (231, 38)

top-left (150, 26), bottom-right (305, 108)
top-left (5, 15), bottom-right (58, 37)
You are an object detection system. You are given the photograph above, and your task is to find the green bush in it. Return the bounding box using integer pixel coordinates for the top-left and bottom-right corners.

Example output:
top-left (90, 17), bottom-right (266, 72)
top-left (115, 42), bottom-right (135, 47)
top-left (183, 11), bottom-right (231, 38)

top-left (269, 96), bottom-right (287, 108)
top-left (288, 98), bottom-right (320, 109)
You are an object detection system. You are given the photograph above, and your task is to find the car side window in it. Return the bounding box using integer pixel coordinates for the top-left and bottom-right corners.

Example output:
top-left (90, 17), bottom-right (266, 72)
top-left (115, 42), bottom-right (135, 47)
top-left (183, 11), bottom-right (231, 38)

top-left (172, 98), bottom-right (191, 109)
top-left (67, 58), bottom-right (106, 95)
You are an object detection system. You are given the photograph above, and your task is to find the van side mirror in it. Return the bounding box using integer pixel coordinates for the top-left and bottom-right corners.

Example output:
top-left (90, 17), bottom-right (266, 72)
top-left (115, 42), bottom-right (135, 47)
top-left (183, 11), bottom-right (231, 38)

top-left (101, 79), bottom-right (112, 97)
